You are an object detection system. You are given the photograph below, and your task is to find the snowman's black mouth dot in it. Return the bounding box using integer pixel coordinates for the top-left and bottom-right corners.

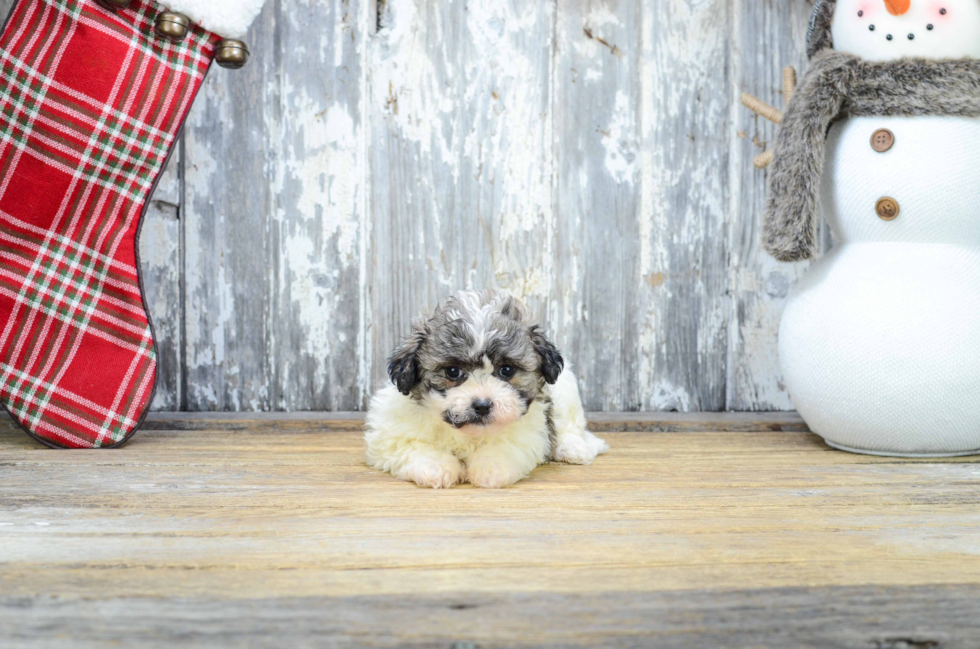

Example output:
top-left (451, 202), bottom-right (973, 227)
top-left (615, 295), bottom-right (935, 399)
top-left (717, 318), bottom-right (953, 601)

top-left (927, 24), bottom-right (934, 30)
top-left (886, 34), bottom-right (894, 40)
top-left (940, 8), bottom-right (947, 14)
top-left (858, 10), bottom-right (864, 17)
top-left (870, 24), bottom-right (876, 31)
top-left (908, 33), bottom-right (915, 40)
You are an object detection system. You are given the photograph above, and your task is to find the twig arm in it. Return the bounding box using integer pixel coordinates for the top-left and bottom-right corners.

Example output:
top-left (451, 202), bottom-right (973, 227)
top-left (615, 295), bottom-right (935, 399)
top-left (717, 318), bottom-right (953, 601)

top-left (740, 93), bottom-right (783, 124)
top-left (783, 66), bottom-right (797, 104)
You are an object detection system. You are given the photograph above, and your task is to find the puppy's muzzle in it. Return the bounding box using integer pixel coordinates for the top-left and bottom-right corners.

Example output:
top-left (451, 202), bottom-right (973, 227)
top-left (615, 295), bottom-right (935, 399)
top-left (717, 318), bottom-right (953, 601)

top-left (444, 399), bottom-right (495, 428)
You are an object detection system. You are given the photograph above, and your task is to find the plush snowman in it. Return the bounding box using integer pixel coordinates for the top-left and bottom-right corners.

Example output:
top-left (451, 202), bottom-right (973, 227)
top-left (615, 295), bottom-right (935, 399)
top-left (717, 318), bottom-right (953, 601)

top-left (766, 0), bottom-right (980, 456)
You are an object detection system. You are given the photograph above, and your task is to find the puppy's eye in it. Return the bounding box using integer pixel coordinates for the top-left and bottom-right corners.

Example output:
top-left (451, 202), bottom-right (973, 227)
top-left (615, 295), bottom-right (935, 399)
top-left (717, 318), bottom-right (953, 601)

top-left (445, 367), bottom-right (462, 380)
top-left (498, 365), bottom-right (516, 379)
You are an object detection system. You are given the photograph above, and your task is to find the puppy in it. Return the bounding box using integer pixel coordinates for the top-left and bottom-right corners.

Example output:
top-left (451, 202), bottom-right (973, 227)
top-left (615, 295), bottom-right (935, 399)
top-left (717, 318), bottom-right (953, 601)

top-left (365, 290), bottom-right (608, 488)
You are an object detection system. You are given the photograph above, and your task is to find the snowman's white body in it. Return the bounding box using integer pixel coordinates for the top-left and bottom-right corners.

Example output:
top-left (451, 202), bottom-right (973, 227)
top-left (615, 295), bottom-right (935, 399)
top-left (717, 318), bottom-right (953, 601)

top-left (779, 115), bottom-right (980, 455)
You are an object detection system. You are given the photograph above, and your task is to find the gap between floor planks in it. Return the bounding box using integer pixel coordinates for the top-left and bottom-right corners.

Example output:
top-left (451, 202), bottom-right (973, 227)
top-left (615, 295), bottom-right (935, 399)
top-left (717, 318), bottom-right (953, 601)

top-left (131, 410), bottom-right (810, 432)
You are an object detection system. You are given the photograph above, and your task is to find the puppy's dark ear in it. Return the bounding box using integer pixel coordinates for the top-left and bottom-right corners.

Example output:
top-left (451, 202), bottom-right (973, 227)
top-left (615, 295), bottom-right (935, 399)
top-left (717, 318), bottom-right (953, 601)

top-left (530, 325), bottom-right (563, 385)
top-left (387, 322), bottom-right (426, 395)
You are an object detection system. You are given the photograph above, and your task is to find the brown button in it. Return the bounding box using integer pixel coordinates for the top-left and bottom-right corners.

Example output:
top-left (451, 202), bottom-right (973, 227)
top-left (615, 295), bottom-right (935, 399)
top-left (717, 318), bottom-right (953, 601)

top-left (871, 128), bottom-right (895, 152)
top-left (876, 197), bottom-right (900, 221)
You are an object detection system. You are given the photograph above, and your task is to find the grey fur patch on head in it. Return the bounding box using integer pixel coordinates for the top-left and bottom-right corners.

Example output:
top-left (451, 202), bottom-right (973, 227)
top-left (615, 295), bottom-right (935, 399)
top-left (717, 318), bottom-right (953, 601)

top-left (765, 52), bottom-right (980, 261)
top-left (386, 289), bottom-right (564, 401)
top-left (807, 0), bottom-right (836, 59)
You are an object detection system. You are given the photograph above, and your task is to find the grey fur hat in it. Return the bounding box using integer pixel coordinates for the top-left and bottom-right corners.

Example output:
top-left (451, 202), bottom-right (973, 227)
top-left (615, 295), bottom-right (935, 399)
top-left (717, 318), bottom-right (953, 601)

top-left (807, 0), bottom-right (837, 58)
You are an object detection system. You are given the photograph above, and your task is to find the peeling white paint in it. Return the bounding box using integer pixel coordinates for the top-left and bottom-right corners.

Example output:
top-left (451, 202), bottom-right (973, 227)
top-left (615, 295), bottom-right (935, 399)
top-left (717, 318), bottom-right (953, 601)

top-left (208, 254), bottom-right (234, 369)
top-left (139, 217), bottom-right (175, 268)
top-left (649, 380), bottom-right (693, 412)
top-left (286, 91), bottom-right (360, 260)
top-left (496, 266), bottom-right (550, 302)
top-left (372, 0), bottom-right (452, 163)
top-left (162, 0), bottom-right (799, 413)
top-left (602, 90), bottom-right (638, 185)
top-left (281, 233), bottom-right (342, 371)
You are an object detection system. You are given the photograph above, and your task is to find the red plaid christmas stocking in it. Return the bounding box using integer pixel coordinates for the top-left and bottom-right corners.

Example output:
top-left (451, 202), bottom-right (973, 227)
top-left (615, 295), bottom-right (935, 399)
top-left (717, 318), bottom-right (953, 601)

top-left (0, 0), bottom-right (256, 448)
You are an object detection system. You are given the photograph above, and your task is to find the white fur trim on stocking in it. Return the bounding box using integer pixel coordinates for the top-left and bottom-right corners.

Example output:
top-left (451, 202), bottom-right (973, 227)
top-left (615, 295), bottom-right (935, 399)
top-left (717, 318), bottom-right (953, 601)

top-left (163, 0), bottom-right (266, 40)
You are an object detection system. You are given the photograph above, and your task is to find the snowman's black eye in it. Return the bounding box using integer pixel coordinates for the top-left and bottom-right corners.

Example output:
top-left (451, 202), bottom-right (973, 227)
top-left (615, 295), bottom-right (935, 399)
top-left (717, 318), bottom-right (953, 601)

top-left (927, 24), bottom-right (934, 30)
top-left (870, 24), bottom-right (876, 31)
top-left (858, 10), bottom-right (864, 16)
top-left (940, 8), bottom-right (947, 14)
top-left (886, 34), bottom-right (893, 40)
top-left (908, 33), bottom-right (915, 40)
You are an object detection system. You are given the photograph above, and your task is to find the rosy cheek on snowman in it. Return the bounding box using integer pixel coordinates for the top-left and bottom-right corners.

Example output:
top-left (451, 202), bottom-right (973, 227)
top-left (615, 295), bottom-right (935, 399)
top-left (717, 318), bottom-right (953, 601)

top-left (833, 0), bottom-right (980, 61)
top-left (927, 0), bottom-right (954, 21)
top-left (854, 2), bottom-right (880, 20)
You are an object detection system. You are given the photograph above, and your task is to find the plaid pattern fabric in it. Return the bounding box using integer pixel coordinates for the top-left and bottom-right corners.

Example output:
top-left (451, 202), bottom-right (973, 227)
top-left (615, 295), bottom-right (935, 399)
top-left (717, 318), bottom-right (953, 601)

top-left (0, 0), bottom-right (218, 448)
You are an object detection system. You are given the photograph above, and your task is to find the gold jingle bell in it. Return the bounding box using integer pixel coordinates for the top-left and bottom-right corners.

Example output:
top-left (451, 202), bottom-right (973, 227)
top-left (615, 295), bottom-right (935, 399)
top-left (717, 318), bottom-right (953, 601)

top-left (215, 39), bottom-right (249, 69)
top-left (154, 12), bottom-right (190, 41)
top-left (97, 0), bottom-right (133, 9)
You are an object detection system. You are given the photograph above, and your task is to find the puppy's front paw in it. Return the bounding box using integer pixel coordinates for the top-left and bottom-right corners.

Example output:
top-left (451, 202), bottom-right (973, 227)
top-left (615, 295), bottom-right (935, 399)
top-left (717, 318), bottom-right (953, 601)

top-left (466, 459), bottom-right (522, 489)
top-left (405, 457), bottom-right (466, 489)
top-left (553, 429), bottom-right (609, 465)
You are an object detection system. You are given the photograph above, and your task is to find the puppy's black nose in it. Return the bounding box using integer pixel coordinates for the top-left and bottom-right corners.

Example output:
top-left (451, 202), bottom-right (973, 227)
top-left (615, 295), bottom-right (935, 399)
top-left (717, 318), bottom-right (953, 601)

top-left (472, 399), bottom-right (492, 416)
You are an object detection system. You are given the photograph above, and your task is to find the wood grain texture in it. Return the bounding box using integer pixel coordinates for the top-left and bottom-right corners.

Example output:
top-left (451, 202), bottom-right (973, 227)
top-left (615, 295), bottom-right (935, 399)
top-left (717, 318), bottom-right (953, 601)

top-left (129, 409), bottom-right (811, 432)
top-left (727, 0), bottom-right (816, 410)
top-left (552, 0), bottom-right (641, 411)
top-left (0, 0), bottom-right (835, 412)
top-left (182, 0), bottom-right (368, 411)
top-left (140, 154), bottom-right (183, 411)
top-left (636, 0), bottom-right (731, 411)
top-left (2, 420), bottom-right (979, 646)
top-left (173, 0), bottom-right (816, 412)
top-left (182, 36), bottom-right (275, 412)
top-left (5, 586), bottom-right (980, 648)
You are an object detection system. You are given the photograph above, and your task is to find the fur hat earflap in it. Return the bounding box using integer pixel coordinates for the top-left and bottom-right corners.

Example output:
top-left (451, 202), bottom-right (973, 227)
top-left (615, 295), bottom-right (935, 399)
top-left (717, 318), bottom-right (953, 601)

top-left (807, 0), bottom-right (837, 58)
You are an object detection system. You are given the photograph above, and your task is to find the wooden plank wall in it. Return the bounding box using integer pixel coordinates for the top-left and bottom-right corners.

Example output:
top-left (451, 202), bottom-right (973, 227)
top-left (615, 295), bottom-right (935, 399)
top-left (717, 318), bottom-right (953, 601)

top-left (0, 0), bottom-right (818, 412)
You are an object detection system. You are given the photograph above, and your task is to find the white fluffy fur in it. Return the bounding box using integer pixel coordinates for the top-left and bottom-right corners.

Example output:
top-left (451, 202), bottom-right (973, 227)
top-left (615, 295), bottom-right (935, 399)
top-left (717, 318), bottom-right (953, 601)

top-left (547, 368), bottom-right (609, 465)
top-left (163, 0), bottom-right (266, 39)
top-left (365, 368), bottom-right (609, 489)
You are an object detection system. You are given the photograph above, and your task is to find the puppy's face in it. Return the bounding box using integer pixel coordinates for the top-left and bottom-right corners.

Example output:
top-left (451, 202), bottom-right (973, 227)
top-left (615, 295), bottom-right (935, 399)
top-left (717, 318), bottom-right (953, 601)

top-left (387, 291), bottom-right (563, 434)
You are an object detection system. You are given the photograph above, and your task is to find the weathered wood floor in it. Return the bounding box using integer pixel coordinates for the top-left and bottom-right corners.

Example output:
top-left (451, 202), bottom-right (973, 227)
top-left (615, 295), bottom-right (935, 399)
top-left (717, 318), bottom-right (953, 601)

top-left (2, 413), bottom-right (980, 648)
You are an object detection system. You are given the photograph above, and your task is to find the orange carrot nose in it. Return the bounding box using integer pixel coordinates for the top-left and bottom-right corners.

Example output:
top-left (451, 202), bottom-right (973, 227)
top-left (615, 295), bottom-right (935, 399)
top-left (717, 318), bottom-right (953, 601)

top-left (884, 0), bottom-right (911, 15)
